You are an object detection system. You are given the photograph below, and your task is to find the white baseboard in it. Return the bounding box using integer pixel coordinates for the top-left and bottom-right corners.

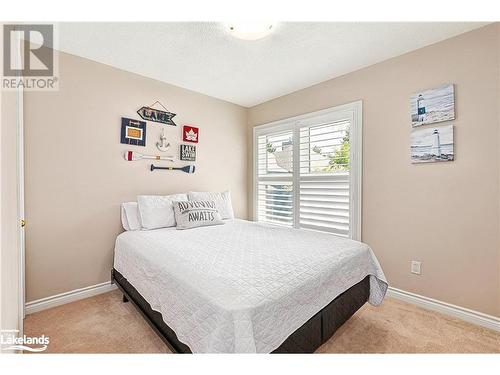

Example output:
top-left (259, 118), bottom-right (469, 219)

top-left (25, 282), bottom-right (117, 315)
top-left (386, 287), bottom-right (500, 332)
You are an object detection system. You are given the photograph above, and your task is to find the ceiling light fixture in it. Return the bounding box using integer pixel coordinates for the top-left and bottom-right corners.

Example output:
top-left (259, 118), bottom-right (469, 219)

top-left (227, 22), bottom-right (276, 41)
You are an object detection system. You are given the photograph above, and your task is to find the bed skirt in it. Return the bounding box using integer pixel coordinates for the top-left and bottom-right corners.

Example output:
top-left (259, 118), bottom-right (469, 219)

top-left (111, 268), bottom-right (369, 353)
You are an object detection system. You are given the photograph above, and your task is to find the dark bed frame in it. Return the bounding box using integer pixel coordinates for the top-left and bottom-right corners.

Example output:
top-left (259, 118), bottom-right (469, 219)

top-left (111, 268), bottom-right (369, 353)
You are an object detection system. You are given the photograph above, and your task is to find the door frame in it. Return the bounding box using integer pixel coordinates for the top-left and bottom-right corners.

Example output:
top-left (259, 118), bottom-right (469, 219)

top-left (17, 79), bottom-right (25, 325)
top-left (13, 29), bottom-right (26, 331)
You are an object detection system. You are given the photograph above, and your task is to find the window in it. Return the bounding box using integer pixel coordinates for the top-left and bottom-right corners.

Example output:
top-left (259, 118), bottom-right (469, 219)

top-left (253, 101), bottom-right (362, 240)
top-left (256, 130), bottom-right (294, 226)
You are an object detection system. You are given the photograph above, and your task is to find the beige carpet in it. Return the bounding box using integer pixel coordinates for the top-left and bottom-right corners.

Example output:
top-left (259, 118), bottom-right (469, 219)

top-left (24, 289), bottom-right (499, 353)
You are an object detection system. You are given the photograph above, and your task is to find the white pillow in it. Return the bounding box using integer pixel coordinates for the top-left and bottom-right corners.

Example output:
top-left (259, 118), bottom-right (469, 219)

top-left (121, 202), bottom-right (141, 231)
top-left (187, 191), bottom-right (234, 219)
top-left (121, 204), bottom-right (131, 231)
top-left (173, 201), bottom-right (224, 230)
top-left (137, 194), bottom-right (187, 230)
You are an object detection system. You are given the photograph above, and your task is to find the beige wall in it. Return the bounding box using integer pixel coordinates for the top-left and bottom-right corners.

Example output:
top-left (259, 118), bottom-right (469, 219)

top-left (24, 51), bottom-right (248, 302)
top-left (248, 24), bottom-right (500, 317)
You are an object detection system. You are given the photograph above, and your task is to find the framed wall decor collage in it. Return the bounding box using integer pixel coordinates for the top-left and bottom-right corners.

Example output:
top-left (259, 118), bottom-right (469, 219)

top-left (119, 101), bottom-right (199, 173)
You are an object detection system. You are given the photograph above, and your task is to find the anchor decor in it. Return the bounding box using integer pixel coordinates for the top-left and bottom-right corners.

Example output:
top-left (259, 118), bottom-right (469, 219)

top-left (137, 100), bottom-right (177, 126)
top-left (156, 127), bottom-right (170, 152)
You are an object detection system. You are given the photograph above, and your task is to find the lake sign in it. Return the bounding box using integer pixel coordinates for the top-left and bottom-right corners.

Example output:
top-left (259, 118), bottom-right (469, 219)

top-left (137, 106), bottom-right (177, 126)
top-left (180, 144), bottom-right (196, 161)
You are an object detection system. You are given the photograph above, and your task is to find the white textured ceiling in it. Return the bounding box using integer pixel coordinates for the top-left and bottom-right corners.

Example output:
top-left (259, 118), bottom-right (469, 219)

top-left (58, 22), bottom-right (487, 107)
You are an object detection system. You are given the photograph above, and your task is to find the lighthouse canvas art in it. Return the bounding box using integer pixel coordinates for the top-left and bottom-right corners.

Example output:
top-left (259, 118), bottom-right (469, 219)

top-left (411, 125), bottom-right (454, 163)
top-left (410, 84), bottom-right (455, 126)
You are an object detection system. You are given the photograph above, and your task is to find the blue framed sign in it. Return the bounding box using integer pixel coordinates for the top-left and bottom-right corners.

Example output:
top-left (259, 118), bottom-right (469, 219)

top-left (121, 117), bottom-right (146, 146)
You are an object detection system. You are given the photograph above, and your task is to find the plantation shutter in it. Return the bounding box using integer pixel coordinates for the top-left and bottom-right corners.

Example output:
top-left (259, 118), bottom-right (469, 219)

top-left (298, 119), bottom-right (351, 237)
top-left (256, 129), bottom-right (294, 227)
top-left (253, 101), bottom-right (361, 239)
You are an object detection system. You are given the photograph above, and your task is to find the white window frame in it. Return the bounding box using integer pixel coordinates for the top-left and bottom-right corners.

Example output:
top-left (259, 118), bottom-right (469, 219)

top-left (252, 100), bottom-right (362, 240)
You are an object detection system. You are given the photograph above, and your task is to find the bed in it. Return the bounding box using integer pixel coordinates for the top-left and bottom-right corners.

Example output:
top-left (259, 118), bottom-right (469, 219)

top-left (112, 219), bottom-right (388, 353)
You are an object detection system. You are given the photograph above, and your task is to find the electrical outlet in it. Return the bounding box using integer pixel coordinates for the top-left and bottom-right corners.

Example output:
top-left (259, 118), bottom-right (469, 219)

top-left (411, 261), bottom-right (421, 275)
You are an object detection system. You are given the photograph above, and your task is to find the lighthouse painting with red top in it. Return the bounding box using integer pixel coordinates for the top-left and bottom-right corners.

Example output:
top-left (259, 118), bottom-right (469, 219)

top-left (183, 125), bottom-right (199, 143)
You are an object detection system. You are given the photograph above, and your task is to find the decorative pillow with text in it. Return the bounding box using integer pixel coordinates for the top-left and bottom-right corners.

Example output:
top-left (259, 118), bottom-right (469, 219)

top-left (187, 191), bottom-right (234, 219)
top-left (173, 201), bottom-right (224, 230)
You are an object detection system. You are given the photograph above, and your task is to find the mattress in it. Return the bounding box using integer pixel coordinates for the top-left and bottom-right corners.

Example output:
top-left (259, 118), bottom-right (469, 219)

top-left (113, 219), bottom-right (388, 353)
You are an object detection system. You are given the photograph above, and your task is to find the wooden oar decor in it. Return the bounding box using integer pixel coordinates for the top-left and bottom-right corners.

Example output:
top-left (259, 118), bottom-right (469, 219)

top-left (150, 164), bottom-right (195, 174)
top-left (124, 151), bottom-right (174, 162)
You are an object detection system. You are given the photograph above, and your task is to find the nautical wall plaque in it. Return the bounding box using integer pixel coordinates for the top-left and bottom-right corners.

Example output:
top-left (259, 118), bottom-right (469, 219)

top-left (137, 101), bottom-right (177, 126)
top-left (182, 125), bottom-right (199, 143)
top-left (121, 117), bottom-right (146, 146)
top-left (180, 144), bottom-right (196, 161)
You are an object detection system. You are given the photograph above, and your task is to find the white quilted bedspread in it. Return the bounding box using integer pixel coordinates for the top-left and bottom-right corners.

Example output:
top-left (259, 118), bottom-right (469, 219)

top-left (113, 219), bottom-right (388, 353)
